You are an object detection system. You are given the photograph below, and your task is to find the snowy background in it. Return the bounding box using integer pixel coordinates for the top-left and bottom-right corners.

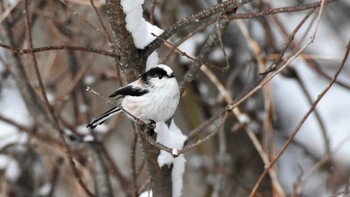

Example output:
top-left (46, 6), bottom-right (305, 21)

top-left (1, 0), bottom-right (350, 196)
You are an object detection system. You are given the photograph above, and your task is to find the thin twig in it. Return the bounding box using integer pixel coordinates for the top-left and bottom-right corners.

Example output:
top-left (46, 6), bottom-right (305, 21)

top-left (236, 18), bottom-right (284, 195)
top-left (143, 0), bottom-right (253, 57)
top-left (230, 0), bottom-right (336, 20)
top-left (88, 0), bottom-right (113, 48)
top-left (88, 0), bottom-right (122, 84)
top-left (24, 1), bottom-right (95, 196)
top-left (0, 114), bottom-right (30, 131)
top-left (179, 112), bottom-right (228, 154)
top-left (260, 7), bottom-right (317, 75)
top-left (250, 39), bottom-right (350, 196)
top-left (302, 134), bottom-right (350, 183)
top-left (185, 109), bottom-right (227, 145)
top-left (160, 18), bottom-right (214, 64)
top-left (215, 15), bottom-right (230, 70)
top-left (0, 42), bottom-right (118, 58)
top-left (294, 70), bottom-right (330, 155)
top-left (179, 11), bottom-right (231, 94)
top-left (0, 0), bottom-right (21, 23)
top-left (48, 157), bottom-right (64, 197)
top-left (151, 33), bottom-right (219, 70)
top-left (149, 0), bottom-right (157, 24)
top-left (86, 86), bottom-right (115, 105)
top-left (268, 1), bottom-right (350, 90)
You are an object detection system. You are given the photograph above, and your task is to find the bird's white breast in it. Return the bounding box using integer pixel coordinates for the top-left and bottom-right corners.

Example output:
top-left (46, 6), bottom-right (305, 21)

top-left (121, 78), bottom-right (180, 122)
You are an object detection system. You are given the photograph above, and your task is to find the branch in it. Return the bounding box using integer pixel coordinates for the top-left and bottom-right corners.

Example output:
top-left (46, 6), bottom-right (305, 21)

top-left (230, 0), bottom-right (337, 20)
top-left (250, 39), bottom-right (350, 196)
top-left (23, 1), bottom-right (96, 195)
top-left (0, 43), bottom-right (118, 58)
top-left (143, 0), bottom-right (253, 57)
top-left (179, 11), bottom-right (232, 94)
top-left (106, 0), bottom-right (144, 79)
top-left (137, 126), bottom-right (173, 197)
top-left (105, 1), bottom-right (172, 196)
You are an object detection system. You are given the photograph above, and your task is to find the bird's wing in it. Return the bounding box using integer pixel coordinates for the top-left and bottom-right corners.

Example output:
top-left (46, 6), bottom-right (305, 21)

top-left (87, 106), bottom-right (121, 129)
top-left (109, 84), bottom-right (149, 98)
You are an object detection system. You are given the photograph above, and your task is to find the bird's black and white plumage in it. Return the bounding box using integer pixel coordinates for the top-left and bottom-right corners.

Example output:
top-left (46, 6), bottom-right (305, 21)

top-left (87, 64), bottom-right (180, 129)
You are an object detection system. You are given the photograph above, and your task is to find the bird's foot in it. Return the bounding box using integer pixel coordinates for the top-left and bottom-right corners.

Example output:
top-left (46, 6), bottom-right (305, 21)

top-left (148, 120), bottom-right (156, 130)
top-left (139, 120), bottom-right (156, 136)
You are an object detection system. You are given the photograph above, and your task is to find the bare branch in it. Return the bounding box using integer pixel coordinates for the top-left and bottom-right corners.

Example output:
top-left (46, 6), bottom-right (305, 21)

top-left (0, 43), bottom-right (118, 58)
top-left (23, 1), bottom-right (97, 195)
top-left (143, 0), bottom-right (253, 57)
top-left (250, 39), bottom-right (350, 196)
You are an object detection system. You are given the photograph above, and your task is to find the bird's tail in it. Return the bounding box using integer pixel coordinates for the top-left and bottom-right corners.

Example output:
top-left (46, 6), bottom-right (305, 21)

top-left (87, 106), bottom-right (121, 129)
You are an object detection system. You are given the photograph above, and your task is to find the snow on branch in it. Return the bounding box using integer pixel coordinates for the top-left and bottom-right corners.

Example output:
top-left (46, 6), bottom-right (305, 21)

top-left (155, 120), bottom-right (187, 197)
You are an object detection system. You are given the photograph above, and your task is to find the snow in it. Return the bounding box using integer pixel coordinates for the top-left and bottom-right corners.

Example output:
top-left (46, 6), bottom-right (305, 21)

top-left (76, 124), bottom-right (90, 135)
top-left (79, 104), bottom-right (88, 113)
top-left (208, 47), bottom-right (232, 62)
top-left (272, 60), bottom-right (350, 194)
top-left (275, 135), bottom-right (328, 195)
top-left (83, 134), bottom-right (95, 142)
top-left (38, 182), bottom-right (52, 195)
top-left (121, 0), bottom-right (163, 49)
top-left (120, 0), bottom-right (144, 13)
top-left (0, 54), bottom-right (28, 184)
top-left (46, 92), bottom-right (55, 104)
top-left (156, 120), bottom-right (187, 166)
top-left (247, 4), bottom-right (350, 193)
top-left (5, 158), bottom-right (22, 182)
top-left (139, 190), bottom-right (153, 197)
top-left (84, 75), bottom-right (96, 85)
top-left (64, 124), bottom-right (106, 142)
top-left (0, 155), bottom-right (11, 169)
top-left (156, 120), bottom-right (187, 197)
top-left (172, 153), bottom-right (186, 197)
top-left (146, 51), bottom-right (159, 71)
top-left (0, 81), bottom-right (32, 136)
top-left (120, 0), bottom-right (163, 69)
top-left (237, 113), bottom-right (250, 124)
top-left (0, 133), bottom-right (28, 150)
top-left (172, 149), bottom-right (179, 157)
top-left (76, 123), bottom-right (108, 135)
top-left (0, 76), bottom-right (31, 151)
top-left (177, 33), bottom-right (206, 63)
top-left (93, 124), bottom-right (108, 133)
top-left (272, 60), bottom-right (350, 164)
top-left (4, 0), bottom-right (17, 6)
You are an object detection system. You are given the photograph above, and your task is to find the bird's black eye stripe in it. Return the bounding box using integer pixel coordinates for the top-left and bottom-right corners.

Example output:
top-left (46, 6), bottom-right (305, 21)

top-left (142, 67), bottom-right (174, 82)
top-left (141, 66), bottom-right (176, 85)
top-left (147, 67), bottom-right (167, 78)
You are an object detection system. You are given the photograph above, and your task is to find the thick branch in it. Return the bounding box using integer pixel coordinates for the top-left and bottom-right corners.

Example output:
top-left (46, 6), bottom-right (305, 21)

top-left (105, 1), bottom-right (172, 196)
top-left (138, 128), bottom-right (173, 197)
top-left (106, 0), bottom-right (144, 79)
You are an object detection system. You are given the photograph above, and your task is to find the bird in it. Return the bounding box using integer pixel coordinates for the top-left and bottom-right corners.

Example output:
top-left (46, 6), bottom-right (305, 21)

top-left (87, 64), bottom-right (180, 129)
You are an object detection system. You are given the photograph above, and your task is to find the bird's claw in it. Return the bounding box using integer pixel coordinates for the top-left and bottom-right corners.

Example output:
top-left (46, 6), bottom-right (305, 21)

top-left (148, 120), bottom-right (156, 130)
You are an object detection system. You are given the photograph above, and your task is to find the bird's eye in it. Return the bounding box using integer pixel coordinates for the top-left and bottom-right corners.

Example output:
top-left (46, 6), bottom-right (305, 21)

top-left (159, 75), bottom-right (163, 79)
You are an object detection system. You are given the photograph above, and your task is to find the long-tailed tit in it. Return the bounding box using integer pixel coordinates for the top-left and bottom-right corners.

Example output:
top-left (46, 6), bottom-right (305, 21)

top-left (87, 64), bottom-right (180, 129)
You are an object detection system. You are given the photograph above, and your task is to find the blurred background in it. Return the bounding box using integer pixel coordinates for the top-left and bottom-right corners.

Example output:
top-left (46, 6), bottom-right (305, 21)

top-left (1, 0), bottom-right (350, 196)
